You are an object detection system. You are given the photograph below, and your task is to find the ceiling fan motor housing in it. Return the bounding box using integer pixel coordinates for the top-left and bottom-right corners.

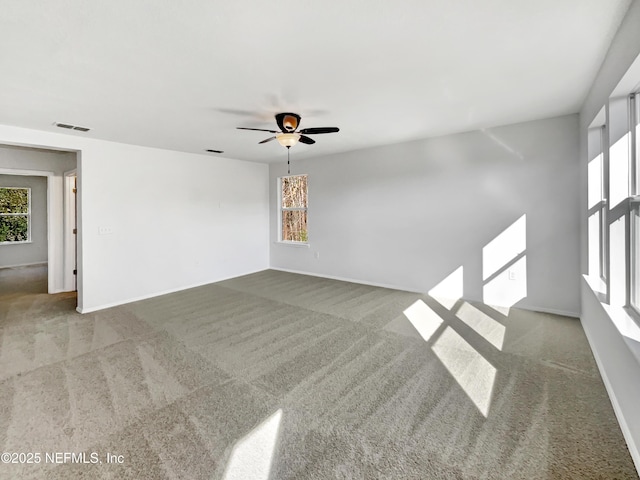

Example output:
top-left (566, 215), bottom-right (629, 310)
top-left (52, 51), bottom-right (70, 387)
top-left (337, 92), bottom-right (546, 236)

top-left (276, 112), bottom-right (301, 132)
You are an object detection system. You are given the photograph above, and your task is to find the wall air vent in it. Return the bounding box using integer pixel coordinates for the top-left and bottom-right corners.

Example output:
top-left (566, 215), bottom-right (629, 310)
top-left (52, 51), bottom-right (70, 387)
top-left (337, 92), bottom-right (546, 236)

top-left (206, 149), bottom-right (224, 154)
top-left (54, 122), bottom-right (91, 132)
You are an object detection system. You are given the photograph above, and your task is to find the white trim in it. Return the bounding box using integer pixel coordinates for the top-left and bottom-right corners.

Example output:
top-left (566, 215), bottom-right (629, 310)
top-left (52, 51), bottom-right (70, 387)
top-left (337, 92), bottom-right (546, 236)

top-left (0, 168), bottom-right (54, 176)
top-left (581, 277), bottom-right (640, 474)
top-left (582, 323), bottom-right (640, 474)
top-left (517, 305), bottom-right (580, 319)
top-left (0, 261), bottom-right (47, 269)
top-left (76, 268), bottom-right (268, 313)
top-left (274, 241), bottom-right (310, 248)
top-left (63, 169), bottom-right (77, 292)
top-left (270, 267), bottom-right (424, 293)
top-left (631, 202), bottom-right (640, 312)
top-left (270, 267), bottom-right (580, 317)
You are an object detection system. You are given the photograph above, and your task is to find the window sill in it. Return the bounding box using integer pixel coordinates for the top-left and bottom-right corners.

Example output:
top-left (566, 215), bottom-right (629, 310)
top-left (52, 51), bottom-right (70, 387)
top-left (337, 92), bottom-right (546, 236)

top-left (584, 275), bottom-right (640, 366)
top-left (274, 241), bottom-right (310, 248)
top-left (584, 274), bottom-right (607, 302)
top-left (602, 303), bottom-right (640, 366)
top-left (0, 241), bottom-right (32, 245)
top-left (584, 274), bottom-right (607, 295)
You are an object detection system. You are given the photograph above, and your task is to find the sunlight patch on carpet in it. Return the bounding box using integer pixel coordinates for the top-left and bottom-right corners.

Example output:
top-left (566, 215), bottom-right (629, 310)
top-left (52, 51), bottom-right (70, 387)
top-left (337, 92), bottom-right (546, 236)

top-left (432, 327), bottom-right (496, 417)
top-left (223, 409), bottom-right (282, 480)
top-left (403, 299), bottom-right (444, 342)
top-left (455, 302), bottom-right (506, 350)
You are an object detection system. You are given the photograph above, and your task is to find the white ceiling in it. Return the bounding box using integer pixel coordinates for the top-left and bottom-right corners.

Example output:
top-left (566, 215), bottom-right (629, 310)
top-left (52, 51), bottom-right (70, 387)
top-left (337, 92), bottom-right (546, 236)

top-left (0, 0), bottom-right (632, 163)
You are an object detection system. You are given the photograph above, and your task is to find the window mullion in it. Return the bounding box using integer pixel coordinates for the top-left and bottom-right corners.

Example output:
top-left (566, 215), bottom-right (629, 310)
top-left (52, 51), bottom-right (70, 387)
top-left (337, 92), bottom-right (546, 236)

top-left (601, 124), bottom-right (610, 287)
top-left (635, 93), bottom-right (640, 196)
top-left (629, 94), bottom-right (637, 196)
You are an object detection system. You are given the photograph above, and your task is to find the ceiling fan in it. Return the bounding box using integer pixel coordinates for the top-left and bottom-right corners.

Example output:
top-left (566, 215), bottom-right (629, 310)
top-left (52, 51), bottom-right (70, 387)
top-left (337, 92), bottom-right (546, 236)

top-left (237, 113), bottom-right (339, 148)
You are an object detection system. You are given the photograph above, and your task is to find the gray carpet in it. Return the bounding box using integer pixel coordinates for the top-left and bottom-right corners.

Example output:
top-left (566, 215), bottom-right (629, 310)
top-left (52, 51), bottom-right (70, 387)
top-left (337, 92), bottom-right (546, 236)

top-left (0, 265), bottom-right (637, 479)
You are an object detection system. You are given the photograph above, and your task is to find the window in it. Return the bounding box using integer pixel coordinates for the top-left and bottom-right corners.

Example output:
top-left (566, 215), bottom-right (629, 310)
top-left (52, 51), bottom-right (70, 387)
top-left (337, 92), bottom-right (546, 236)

top-left (279, 175), bottom-right (308, 243)
top-left (587, 124), bottom-right (608, 284)
top-left (587, 124), bottom-right (609, 288)
top-left (0, 187), bottom-right (31, 243)
top-left (589, 90), bottom-right (640, 315)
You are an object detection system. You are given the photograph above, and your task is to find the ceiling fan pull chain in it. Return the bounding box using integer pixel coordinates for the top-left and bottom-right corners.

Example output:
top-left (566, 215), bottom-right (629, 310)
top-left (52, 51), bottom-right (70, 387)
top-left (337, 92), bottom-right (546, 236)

top-left (287, 146), bottom-right (291, 174)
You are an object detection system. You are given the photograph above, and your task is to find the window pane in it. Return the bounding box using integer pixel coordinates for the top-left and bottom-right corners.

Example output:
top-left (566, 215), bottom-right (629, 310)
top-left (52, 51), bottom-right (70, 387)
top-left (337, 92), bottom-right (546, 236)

top-left (0, 215), bottom-right (29, 242)
top-left (635, 94), bottom-right (639, 195)
top-left (609, 132), bottom-right (630, 208)
top-left (0, 188), bottom-right (29, 214)
top-left (282, 175), bottom-right (307, 208)
top-left (587, 154), bottom-right (603, 208)
top-left (588, 209), bottom-right (601, 278)
top-left (632, 206), bottom-right (640, 310)
top-left (282, 210), bottom-right (308, 242)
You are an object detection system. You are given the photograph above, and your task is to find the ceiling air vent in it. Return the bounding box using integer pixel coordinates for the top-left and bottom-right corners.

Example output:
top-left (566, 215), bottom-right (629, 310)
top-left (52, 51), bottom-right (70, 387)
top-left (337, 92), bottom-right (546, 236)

top-left (206, 149), bottom-right (224, 154)
top-left (54, 122), bottom-right (91, 132)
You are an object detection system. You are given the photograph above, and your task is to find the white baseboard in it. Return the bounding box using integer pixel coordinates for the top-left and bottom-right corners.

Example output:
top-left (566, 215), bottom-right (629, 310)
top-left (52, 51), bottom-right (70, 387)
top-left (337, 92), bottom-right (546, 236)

top-left (76, 267), bottom-right (269, 314)
top-left (270, 267), bottom-right (424, 293)
top-left (516, 304), bottom-right (580, 318)
top-left (270, 267), bottom-right (580, 318)
top-left (0, 261), bottom-right (47, 269)
top-left (581, 317), bottom-right (640, 475)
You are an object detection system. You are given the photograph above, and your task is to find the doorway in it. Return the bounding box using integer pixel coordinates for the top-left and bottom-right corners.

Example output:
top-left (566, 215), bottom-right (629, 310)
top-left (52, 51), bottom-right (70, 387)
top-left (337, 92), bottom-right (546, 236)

top-left (0, 144), bottom-right (79, 306)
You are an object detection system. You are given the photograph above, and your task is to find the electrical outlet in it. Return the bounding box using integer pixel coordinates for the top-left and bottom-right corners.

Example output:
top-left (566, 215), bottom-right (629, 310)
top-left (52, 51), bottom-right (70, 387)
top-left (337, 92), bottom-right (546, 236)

top-left (98, 226), bottom-right (113, 235)
top-left (314, 251), bottom-right (320, 259)
top-left (508, 269), bottom-right (516, 281)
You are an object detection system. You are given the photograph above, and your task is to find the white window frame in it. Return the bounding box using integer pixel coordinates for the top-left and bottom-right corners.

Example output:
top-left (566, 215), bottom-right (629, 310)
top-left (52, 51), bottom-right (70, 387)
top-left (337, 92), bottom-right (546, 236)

top-left (0, 186), bottom-right (31, 245)
top-left (630, 93), bottom-right (640, 315)
top-left (278, 174), bottom-right (308, 244)
top-left (599, 124), bottom-right (609, 284)
top-left (631, 199), bottom-right (640, 314)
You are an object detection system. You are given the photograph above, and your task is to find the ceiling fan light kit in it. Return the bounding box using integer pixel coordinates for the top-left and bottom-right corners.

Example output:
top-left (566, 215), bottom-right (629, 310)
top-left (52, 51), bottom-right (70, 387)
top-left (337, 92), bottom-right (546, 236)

top-left (276, 133), bottom-right (301, 147)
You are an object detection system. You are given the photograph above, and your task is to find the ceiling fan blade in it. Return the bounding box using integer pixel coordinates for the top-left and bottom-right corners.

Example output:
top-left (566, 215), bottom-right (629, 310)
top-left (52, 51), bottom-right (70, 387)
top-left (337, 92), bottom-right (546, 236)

top-left (298, 127), bottom-right (340, 135)
top-left (299, 135), bottom-right (316, 145)
top-left (237, 127), bottom-right (278, 133)
top-left (259, 136), bottom-right (277, 144)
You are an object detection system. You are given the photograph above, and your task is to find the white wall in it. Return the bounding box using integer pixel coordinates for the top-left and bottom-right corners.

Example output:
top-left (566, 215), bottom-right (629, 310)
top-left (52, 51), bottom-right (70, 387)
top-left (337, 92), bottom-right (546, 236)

top-left (0, 174), bottom-right (47, 267)
top-left (0, 125), bottom-right (269, 312)
top-left (270, 114), bottom-right (580, 316)
top-left (0, 145), bottom-right (77, 289)
top-left (578, 0), bottom-right (640, 472)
